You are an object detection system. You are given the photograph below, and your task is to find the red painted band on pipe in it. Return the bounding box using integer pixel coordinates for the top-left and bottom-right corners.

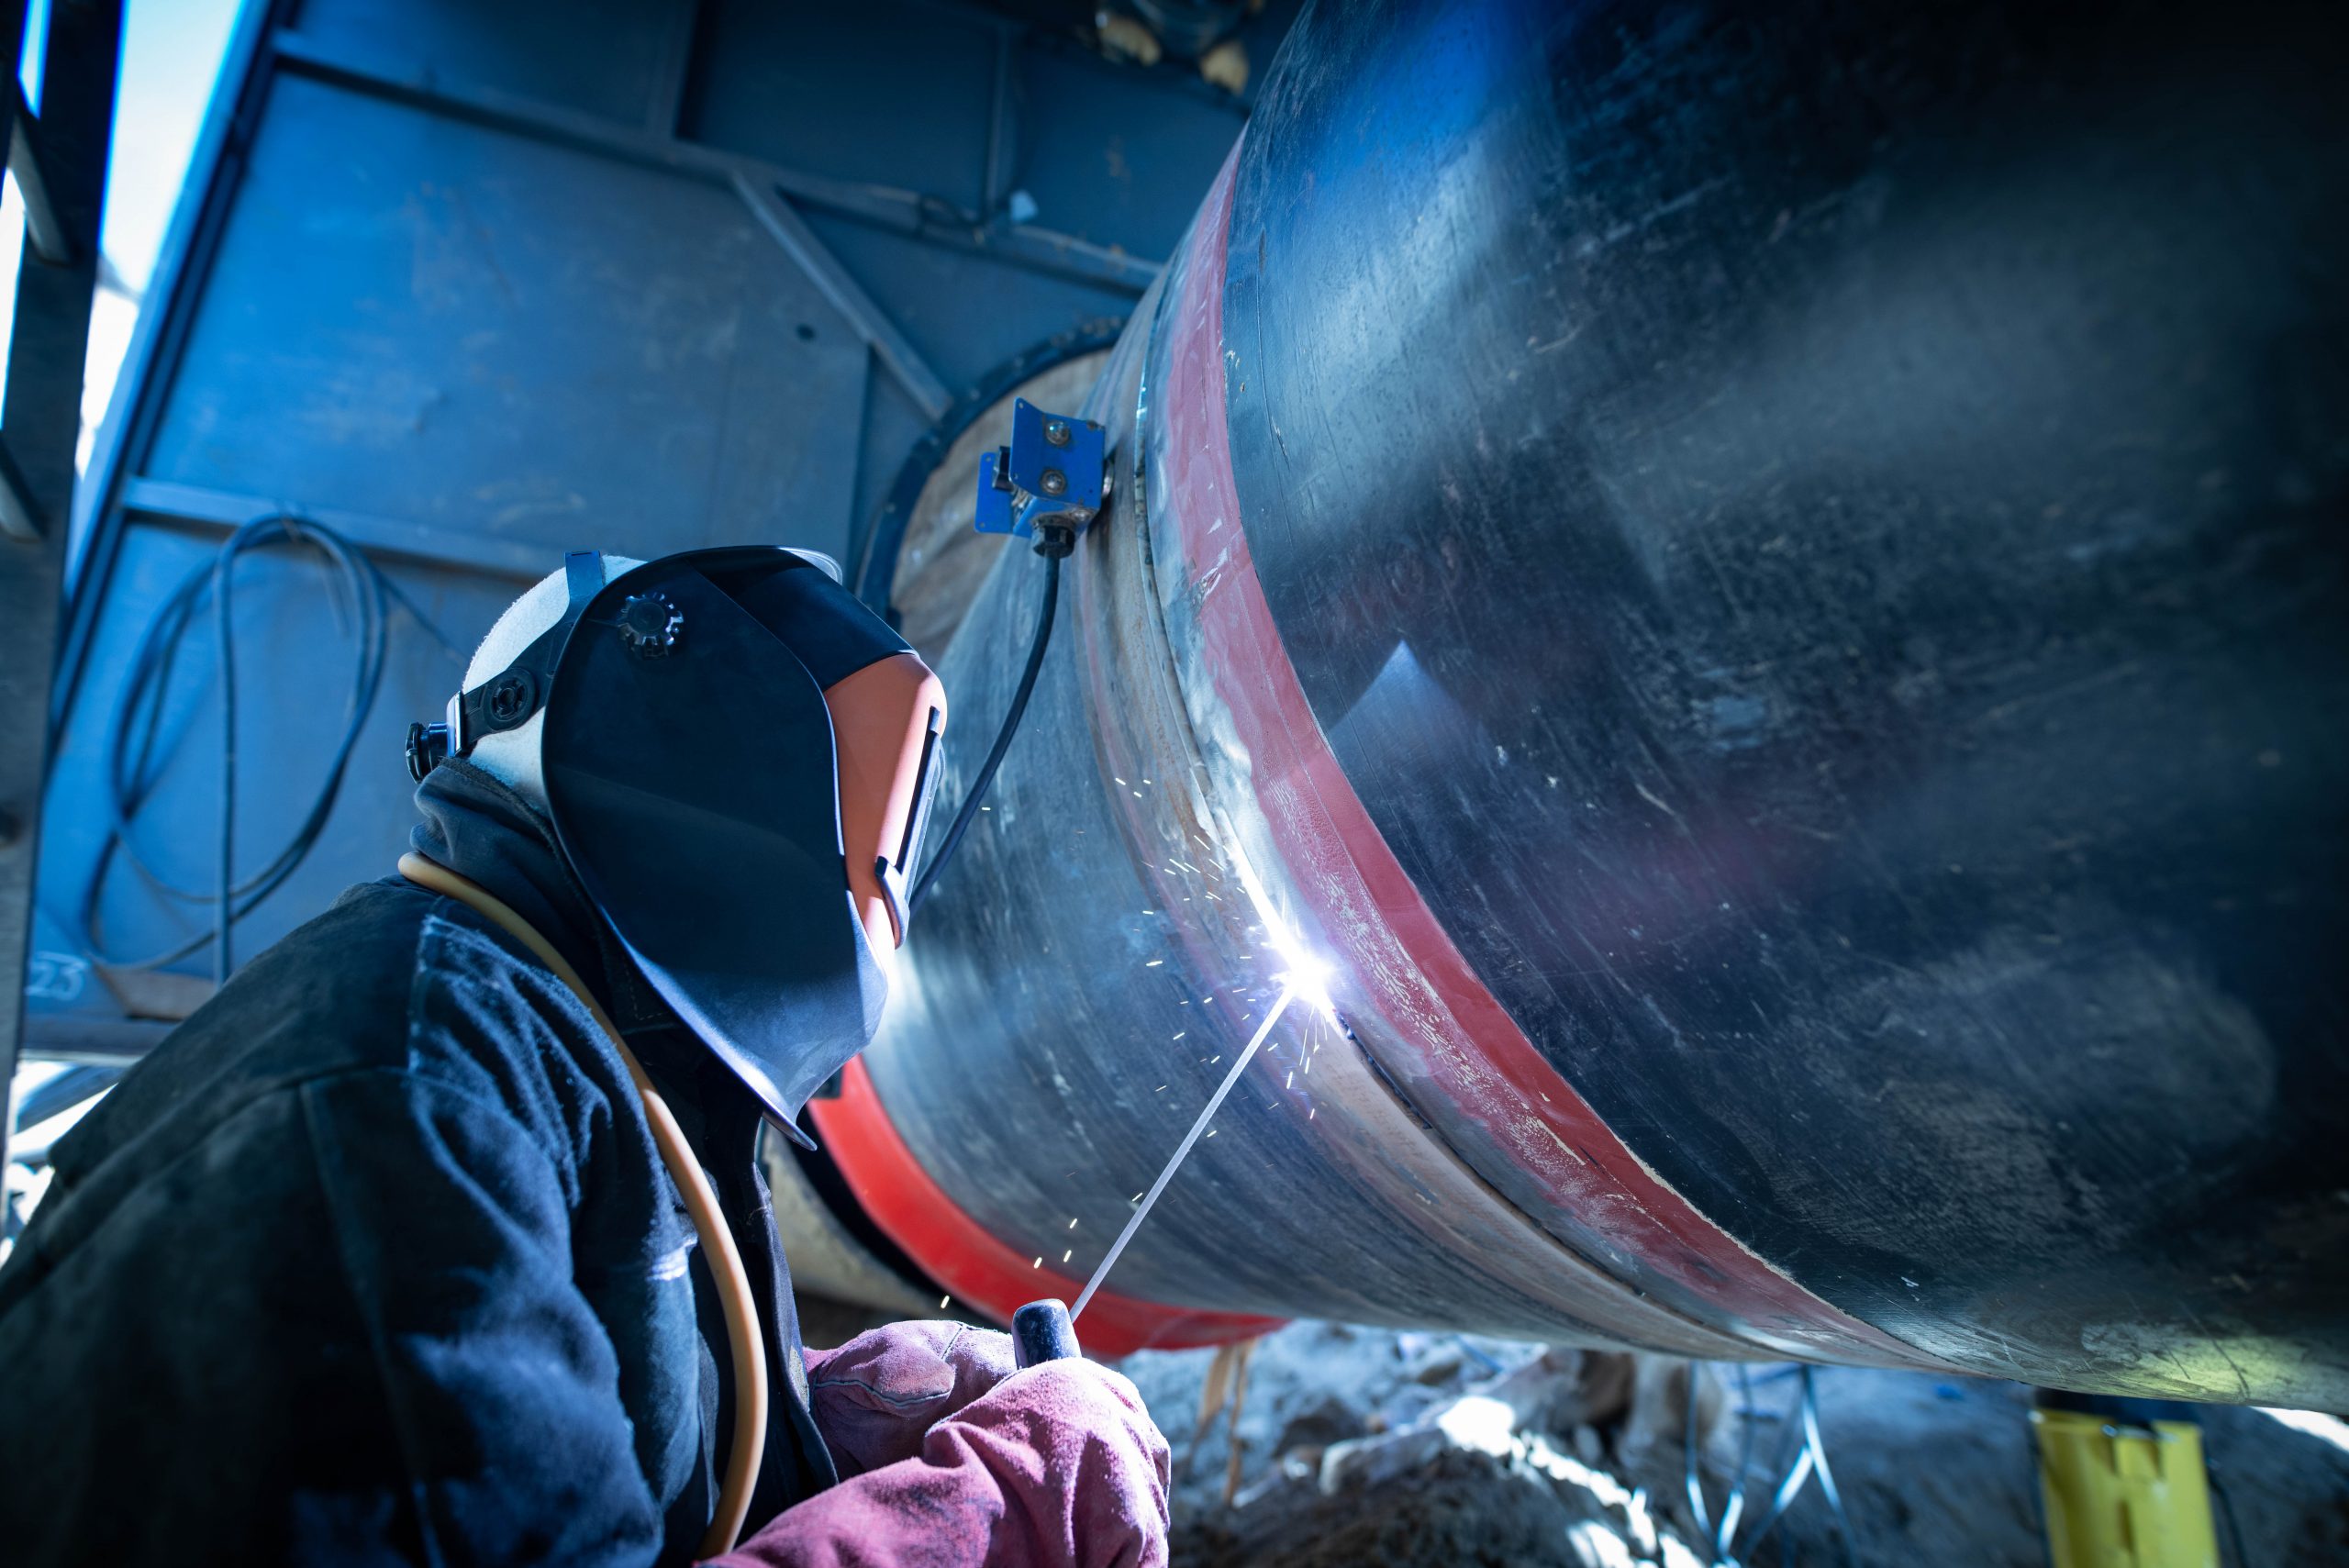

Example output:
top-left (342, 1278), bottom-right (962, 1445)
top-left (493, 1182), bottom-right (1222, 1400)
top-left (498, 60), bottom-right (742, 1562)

top-left (1158, 141), bottom-right (1934, 1367)
top-left (807, 1058), bottom-right (1284, 1358)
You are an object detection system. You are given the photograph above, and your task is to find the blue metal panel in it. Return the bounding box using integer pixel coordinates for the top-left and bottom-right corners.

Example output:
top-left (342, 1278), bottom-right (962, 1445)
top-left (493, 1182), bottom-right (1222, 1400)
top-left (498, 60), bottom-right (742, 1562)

top-left (290, 0), bottom-right (683, 123)
top-left (145, 74), bottom-right (869, 556)
top-left (1013, 45), bottom-right (1249, 261)
top-left (682, 0), bottom-right (997, 216)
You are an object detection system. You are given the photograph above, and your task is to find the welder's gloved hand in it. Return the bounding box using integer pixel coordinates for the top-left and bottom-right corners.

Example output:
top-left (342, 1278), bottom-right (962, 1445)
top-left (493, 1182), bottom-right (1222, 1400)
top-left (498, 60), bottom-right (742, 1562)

top-left (803, 1319), bottom-right (1017, 1475)
top-left (707, 1357), bottom-right (1171, 1568)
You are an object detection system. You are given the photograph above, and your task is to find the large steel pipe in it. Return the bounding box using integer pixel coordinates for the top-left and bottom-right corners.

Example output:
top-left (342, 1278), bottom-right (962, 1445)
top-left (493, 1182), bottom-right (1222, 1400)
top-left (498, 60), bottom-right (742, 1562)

top-left (807, 0), bottom-right (2349, 1406)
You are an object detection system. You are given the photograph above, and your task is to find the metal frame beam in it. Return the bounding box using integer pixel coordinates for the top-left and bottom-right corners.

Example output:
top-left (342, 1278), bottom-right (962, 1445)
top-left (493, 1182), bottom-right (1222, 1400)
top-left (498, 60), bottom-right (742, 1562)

top-left (0, 435), bottom-right (39, 541)
top-left (1, 0), bottom-right (124, 1173)
top-left (21, 1014), bottom-right (172, 1067)
top-left (119, 477), bottom-right (552, 583)
top-left (267, 28), bottom-right (1162, 295)
top-left (55, 0), bottom-right (284, 736)
top-left (984, 23), bottom-right (1017, 217)
top-left (7, 81), bottom-right (71, 265)
top-left (731, 172), bottom-right (952, 421)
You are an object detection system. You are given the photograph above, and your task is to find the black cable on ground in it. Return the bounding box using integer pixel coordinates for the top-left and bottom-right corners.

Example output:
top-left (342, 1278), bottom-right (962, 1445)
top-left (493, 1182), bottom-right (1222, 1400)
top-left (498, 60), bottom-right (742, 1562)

top-left (78, 514), bottom-right (462, 980)
top-left (907, 543), bottom-right (1063, 915)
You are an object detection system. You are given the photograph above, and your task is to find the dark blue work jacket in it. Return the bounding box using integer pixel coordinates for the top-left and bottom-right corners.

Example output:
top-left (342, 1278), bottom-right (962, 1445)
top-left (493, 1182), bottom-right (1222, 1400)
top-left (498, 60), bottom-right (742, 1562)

top-left (0, 761), bottom-right (836, 1565)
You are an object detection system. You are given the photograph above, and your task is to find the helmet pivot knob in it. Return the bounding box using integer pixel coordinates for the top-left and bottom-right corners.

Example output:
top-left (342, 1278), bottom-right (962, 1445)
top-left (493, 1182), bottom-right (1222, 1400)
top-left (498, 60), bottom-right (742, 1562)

top-left (617, 592), bottom-right (684, 657)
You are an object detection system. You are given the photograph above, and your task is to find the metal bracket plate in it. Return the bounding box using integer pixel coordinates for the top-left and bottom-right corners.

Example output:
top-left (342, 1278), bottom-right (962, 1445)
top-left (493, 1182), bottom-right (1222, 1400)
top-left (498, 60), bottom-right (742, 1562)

top-left (975, 399), bottom-right (1106, 539)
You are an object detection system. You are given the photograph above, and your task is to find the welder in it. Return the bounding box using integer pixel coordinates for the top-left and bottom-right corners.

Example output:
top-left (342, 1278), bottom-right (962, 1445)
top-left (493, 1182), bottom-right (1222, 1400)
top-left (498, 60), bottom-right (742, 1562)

top-left (0, 548), bottom-right (1170, 1566)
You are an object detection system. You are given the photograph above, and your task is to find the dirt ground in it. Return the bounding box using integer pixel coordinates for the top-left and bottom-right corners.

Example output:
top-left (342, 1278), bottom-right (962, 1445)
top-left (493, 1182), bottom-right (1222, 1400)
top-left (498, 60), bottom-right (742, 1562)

top-left (1117, 1320), bottom-right (2349, 1568)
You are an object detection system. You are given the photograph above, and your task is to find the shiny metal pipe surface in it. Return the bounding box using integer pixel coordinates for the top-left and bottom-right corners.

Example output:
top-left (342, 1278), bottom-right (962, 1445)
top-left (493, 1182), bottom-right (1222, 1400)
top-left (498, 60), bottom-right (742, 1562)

top-left (834, 0), bottom-right (2349, 1404)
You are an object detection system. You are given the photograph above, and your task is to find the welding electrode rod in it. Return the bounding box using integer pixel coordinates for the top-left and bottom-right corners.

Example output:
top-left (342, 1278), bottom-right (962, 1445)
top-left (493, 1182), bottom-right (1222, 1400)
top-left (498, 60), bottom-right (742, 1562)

top-left (1070, 988), bottom-right (1297, 1322)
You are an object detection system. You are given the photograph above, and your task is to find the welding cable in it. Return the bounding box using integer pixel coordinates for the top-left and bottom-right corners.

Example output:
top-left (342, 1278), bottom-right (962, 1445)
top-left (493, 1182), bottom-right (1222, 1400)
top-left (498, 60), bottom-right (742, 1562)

top-left (907, 547), bottom-right (1062, 914)
top-left (77, 515), bottom-right (462, 980)
top-left (1683, 1361), bottom-right (1761, 1565)
top-left (1683, 1362), bottom-right (1714, 1541)
top-left (395, 851), bottom-right (766, 1558)
top-left (1798, 1369), bottom-right (1863, 1568)
top-left (1714, 1362), bottom-right (1757, 1559)
top-left (1728, 1372), bottom-right (1815, 1565)
top-left (1731, 1366), bottom-right (1861, 1568)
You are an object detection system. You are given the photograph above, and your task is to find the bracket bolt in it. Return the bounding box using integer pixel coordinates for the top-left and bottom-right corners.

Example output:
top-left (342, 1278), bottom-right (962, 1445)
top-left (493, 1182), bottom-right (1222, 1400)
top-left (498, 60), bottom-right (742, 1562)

top-left (1044, 417), bottom-right (1073, 448)
top-left (1040, 468), bottom-right (1068, 496)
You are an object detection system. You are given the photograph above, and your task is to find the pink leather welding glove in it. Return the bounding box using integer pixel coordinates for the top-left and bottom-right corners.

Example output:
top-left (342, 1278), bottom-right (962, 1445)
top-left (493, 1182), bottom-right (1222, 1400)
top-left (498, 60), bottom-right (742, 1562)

top-left (803, 1320), bottom-right (1019, 1475)
top-left (706, 1356), bottom-right (1171, 1568)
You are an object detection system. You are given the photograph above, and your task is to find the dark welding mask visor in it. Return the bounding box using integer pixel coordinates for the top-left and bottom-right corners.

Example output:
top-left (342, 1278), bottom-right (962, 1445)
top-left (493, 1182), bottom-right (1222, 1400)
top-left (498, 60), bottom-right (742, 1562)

top-left (536, 549), bottom-right (901, 1140)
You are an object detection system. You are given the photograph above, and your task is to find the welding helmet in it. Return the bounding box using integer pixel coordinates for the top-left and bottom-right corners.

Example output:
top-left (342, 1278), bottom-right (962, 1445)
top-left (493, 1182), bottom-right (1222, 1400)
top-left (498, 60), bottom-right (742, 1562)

top-left (406, 547), bottom-right (947, 1140)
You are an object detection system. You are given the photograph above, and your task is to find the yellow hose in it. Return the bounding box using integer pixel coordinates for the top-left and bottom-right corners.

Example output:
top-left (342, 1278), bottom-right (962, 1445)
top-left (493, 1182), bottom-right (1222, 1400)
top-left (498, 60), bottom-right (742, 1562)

top-left (398, 852), bottom-right (766, 1557)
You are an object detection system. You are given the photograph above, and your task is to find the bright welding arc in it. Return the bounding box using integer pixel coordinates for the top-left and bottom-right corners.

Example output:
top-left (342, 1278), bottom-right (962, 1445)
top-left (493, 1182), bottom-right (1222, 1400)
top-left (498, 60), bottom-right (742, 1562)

top-left (1223, 838), bottom-right (1341, 1026)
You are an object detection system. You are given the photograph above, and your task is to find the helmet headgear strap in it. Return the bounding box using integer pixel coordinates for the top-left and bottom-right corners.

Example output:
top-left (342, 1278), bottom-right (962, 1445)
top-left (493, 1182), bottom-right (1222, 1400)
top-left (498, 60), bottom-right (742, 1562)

top-left (406, 550), bottom-right (604, 781)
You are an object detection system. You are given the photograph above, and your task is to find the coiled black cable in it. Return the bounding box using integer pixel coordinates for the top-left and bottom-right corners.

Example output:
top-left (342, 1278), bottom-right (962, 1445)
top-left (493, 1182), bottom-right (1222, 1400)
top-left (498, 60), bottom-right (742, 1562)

top-left (79, 514), bottom-right (461, 984)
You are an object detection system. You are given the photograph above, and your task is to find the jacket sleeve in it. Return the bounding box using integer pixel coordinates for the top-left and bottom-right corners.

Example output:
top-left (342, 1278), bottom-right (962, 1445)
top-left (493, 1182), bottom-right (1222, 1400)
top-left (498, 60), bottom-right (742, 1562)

top-left (706, 1359), bottom-right (1172, 1568)
top-left (291, 1067), bottom-right (674, 1565)
top-left (0, 1066), bottom-right (671, 1568)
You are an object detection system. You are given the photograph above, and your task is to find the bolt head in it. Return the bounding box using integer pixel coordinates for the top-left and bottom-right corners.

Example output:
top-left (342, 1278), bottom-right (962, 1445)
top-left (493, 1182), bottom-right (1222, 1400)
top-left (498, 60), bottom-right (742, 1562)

top-left (1044, 417), bottom-right (1072, 448)
top-left (486, 674), bottom-right (534, 724)
top-left (1040, 468), bottom-right (1068, 496)
top-left (618, 591), bottom-right (684, 656)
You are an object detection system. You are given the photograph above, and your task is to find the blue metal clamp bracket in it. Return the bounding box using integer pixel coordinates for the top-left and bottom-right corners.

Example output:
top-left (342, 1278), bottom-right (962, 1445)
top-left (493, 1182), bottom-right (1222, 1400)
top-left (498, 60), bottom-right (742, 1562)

top-left (974, 399), bottom-right (1106, 540)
